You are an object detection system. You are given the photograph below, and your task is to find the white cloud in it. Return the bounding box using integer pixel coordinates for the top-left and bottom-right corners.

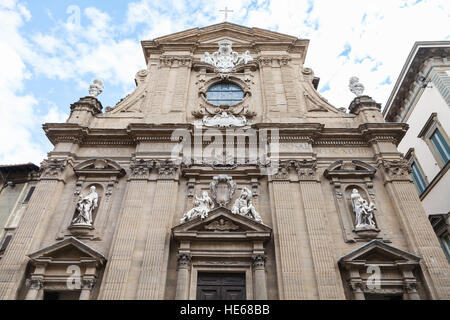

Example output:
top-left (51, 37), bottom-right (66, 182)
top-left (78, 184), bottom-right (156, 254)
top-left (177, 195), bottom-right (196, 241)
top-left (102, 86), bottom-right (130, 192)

top-left (0, 1), bottom-right (45, 165)
top-left (1, 0), bottom-right (449, 165)
top-left (244, 0), bottom-right (450, 108)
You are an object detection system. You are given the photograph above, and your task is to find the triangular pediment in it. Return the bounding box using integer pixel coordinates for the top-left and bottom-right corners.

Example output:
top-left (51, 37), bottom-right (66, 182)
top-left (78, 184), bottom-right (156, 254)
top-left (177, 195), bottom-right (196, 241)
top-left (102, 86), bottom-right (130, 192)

top-left (154, 22), bottom-right (298, 43)
top-left (28, 237), bottom-right (106, 264)
top-left (173, 207), bottom-right (272, 234)
top-left (339, 240), bottom-right (420, 266)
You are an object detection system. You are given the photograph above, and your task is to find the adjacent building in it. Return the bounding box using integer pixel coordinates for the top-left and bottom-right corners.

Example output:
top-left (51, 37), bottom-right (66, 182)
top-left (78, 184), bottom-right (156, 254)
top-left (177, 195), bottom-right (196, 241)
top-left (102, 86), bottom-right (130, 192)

top-left (383, 41), bottom-right (450, 261)
top-left (0, 23), bottom-right (449, 300)
top-left (0, 163), bottom-right (39, 259)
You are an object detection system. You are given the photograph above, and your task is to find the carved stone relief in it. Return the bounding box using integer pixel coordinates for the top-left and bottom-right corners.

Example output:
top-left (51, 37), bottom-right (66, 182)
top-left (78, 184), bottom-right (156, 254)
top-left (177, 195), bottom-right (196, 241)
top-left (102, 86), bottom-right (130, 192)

top-left (209, 174), bottom-right (236, 207)
top-left (201, 40), bottom-right (253, 74)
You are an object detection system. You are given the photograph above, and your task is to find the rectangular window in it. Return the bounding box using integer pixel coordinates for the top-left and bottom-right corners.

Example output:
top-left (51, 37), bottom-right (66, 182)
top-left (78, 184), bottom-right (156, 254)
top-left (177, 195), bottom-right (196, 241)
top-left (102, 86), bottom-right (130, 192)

top-left (440, 234), bottom-right (450, 261)
top-left (430, 129), bottom-right (450, 165)
top-left (411, 161), bottom-right (427, 194)
top-left (23, 186), bottom-right (35, 203)
top-left (0, 234), bottom-right (12, 257)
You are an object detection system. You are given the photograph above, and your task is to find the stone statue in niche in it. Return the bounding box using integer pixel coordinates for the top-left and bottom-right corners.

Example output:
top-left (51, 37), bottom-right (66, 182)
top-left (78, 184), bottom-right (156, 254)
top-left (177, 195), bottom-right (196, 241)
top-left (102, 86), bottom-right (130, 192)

top-left (180, 191), bottom-right (215, 223)
top-left (72, 186), bottom-right (99, 227)
top-left (350, 189), bottom-right (377, 230)
top-left (231, 187), bottom-right (262, 223)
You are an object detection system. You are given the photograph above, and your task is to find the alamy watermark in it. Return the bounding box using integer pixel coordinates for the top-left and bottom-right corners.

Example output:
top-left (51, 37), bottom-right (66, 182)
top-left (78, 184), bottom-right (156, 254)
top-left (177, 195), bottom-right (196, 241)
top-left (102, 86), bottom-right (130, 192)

top-left (66, 5), bottom-right (81, 28)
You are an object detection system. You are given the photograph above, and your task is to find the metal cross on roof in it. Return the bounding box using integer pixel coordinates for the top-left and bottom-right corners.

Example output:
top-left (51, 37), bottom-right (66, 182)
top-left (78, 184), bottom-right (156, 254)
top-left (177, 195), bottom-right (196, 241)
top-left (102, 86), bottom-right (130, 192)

top-left (220, 6), bottom-right (234, 21)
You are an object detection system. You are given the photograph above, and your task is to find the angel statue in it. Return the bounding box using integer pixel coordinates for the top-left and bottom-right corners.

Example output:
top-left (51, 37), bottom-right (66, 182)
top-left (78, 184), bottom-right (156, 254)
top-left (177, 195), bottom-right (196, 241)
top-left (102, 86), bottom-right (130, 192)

top-left (237, 50), bottom-right (253, 65)
top-left (231, 187), bottom-right (262, 223)
top-left (72, 186), bottom-right (99, 227)
top-left (350, 189), bottom-right (377, 229)
top-left (180, 191), bottom-right (215, 223)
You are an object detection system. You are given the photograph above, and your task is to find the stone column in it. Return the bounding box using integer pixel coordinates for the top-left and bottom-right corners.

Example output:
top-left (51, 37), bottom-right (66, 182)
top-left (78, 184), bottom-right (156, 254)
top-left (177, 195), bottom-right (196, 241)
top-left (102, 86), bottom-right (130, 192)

top-left (175, 253), bottom-right (192, 300)
top-left (295, 160), bottom-right (346, 300)
top-left (79, 279), bottom-right (96, 300)
top-left (98, 159), bottom-right (152, 300)
top-left (136, 162), bottom-right (179, 300)
top-left (252, 255), bottom-right (268, 300)
top-left (268, 165), bottom-right (306, 300)
top-left (0, 159), bottom-right (69, 300)
top-left (25, 279), bottom-right (43, 300)
top-left (350, 282), bottom-right (365, 300)
top-left (379, 159), bottom-right (450, 299)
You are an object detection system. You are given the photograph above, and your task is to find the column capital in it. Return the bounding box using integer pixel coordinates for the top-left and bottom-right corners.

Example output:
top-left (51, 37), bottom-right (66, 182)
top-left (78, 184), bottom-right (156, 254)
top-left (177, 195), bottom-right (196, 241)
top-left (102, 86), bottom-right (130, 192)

top-left (177, 253), bottom-right (192, 270)
top-left (270, 159), bottom-right (318, 181)
top-left (82, 278), bottom-right (96, 291)
top-left (377, 159), bottom-right (412, 182)
top-left (252, 254), bottom-right (267, 270)
top-left (28, 278), bottom-right (44, 291)
top-left (39, 158), bottom-right (73, 181)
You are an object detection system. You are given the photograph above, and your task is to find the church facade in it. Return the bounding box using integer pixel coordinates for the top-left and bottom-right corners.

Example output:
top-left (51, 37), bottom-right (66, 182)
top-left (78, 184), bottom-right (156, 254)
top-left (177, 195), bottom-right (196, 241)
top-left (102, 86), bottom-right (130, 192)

top-left (0, 23), bottom-right (449, 300)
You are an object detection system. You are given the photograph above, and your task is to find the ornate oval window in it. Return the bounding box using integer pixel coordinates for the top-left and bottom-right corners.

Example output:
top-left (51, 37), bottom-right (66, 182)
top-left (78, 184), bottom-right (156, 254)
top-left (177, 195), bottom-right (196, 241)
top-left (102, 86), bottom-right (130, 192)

top-left (206, 83), bottom-right (244, 106)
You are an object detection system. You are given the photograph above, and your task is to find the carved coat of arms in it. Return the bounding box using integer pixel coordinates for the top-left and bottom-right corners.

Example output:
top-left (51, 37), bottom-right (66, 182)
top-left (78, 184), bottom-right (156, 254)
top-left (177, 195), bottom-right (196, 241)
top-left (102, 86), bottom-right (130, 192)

top-left (209, 174), bottom-right (236, 207)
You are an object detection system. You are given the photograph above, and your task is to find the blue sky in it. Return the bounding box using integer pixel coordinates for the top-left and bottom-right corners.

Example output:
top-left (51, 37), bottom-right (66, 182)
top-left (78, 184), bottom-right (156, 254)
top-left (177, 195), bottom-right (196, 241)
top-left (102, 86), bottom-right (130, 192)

top-left (0, 0), bottom-right (449, 165)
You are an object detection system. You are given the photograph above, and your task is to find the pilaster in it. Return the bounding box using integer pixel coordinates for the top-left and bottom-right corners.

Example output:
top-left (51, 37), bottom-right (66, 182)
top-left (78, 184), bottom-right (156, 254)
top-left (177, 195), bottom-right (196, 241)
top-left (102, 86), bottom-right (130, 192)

top-left (268, 163), bottom-right (306, 299)
top-left (294, 160), bottom-right (346, 300)
top-left (379, 159), bottom-right (450, 299)
top-left (136, 162), bottom-right (180, 300)
top-left (98, 159), bottom-right (153, 299)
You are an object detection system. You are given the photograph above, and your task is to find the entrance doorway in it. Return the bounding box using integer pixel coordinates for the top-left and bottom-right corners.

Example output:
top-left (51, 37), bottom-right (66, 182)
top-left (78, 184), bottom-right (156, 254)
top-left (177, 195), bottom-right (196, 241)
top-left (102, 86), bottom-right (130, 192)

top-left (197, 273), bottom-right (246, 300)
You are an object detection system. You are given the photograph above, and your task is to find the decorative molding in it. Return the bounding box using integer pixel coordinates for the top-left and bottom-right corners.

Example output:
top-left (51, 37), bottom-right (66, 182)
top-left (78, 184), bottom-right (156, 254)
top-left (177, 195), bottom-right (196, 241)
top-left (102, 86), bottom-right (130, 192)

top-left (378, 159), bottom-right (412, 181)
top-left (204, 218), bottom-right (239, 231)
top-left (200, 40), bottom-right (253, 73)
top-left (160, 56), bottom-right (192, 68)
top-left (209, 174), bottom-right (237, 207)
top-left (258, 55), bottom-right (291, 66)
top-left (40, 158), bottom-right (71, 180)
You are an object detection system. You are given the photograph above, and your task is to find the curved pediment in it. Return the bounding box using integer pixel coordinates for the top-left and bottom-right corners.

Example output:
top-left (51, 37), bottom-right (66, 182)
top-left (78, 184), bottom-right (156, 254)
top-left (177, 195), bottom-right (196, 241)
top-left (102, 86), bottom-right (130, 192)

top-left (73, 158), bottom-right (125, 178)
top-left (324, 160), bottom-right (377, 179)
top-left (172, 207), bottom-right (271, 241)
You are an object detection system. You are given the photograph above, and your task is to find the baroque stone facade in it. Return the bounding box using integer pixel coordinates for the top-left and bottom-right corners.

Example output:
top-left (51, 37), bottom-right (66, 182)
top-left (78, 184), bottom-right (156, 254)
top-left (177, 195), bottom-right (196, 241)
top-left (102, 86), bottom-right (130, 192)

top-left (0, 23), bottom-right (449, 300)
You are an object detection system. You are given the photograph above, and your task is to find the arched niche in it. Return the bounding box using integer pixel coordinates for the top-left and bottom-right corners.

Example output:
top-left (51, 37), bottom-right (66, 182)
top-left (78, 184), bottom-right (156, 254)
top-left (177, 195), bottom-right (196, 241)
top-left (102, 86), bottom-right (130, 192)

top-left (57, 159), bottom-right (125, 241)
top-left (324, 160), bottom-right (390, 243)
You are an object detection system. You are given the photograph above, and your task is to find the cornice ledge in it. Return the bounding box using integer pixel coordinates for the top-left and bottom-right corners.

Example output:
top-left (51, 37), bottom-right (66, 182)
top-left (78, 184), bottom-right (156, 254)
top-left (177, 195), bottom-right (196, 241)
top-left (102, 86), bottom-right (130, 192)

top-left (252, 122), bottom-right (324, 131)
top-left (127, 123), bottom-right (193, 143)
top-left (358, 123), bottom-right (409, 146)
top-left (43, 123), bottom-right (88, 145)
